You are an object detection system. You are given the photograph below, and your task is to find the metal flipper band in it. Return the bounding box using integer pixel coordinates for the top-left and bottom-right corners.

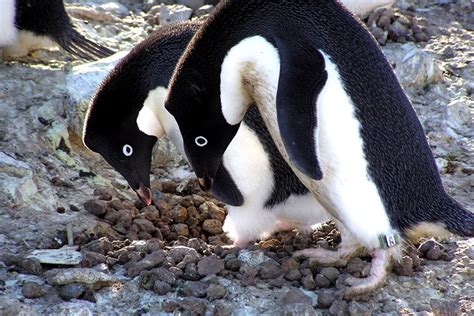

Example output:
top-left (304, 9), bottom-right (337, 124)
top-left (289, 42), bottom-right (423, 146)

top-left (378, 233), bottom-right (401, 249)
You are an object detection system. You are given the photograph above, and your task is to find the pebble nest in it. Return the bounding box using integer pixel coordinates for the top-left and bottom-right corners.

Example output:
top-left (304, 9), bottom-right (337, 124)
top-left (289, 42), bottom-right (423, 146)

top-left (1, 180), bottom-right (465, 314)
top-left (365, 7), bottom-right (430, 45)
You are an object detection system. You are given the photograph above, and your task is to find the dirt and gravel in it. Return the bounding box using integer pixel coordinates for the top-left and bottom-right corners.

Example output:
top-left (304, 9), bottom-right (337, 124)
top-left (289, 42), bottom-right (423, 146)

top-left (0, 0), bottom-right (472, 315)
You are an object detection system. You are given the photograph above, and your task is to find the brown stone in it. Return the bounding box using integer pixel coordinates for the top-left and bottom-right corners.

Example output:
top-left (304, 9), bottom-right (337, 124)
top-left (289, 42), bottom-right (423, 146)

top-left (202, 219), bottom-right (223, 235)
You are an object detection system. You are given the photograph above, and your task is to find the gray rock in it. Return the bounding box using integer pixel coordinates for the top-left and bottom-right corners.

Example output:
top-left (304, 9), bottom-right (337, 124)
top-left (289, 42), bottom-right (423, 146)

top-left (225, 258), bottom-right (241, 271)
top-left (317, 290), bottom-right (336, 308)
top-left (127, 250), bottom-right (167, 277)
top-left (285, 269), bottom-right (302, 281)
top-left (383, 43), bottom-right (442, 89)
top-left (176, 0), bottom-right (205, 11)
top-left (153, 280), bottom-right (172, 295)
top-left (177, 253), bottom-right (201, 269)
top-left (198, 255), bottom-right (224, 276)
top-left (446, 98), bottom-right (471, 137)
top-left (59, 283), bottom-right (86, 301)
top-left (281, 258), bottom-right (300, 272)
top-left (98, 2), bottom-right (129, 17)
top-left (239, 264), bottom-right (258, 286)
top-left (346, 258), bottom-right (369, 276)
top-left (21, 258), bottom-right (43, 275)
top-left (206, 284), bottom-right (226, 301)
top-left (430, 299), bottom-right (461, 316)
top-left (84, 199), bottom-right (107, 217)
top-left (153, 267), bottom-right (177, 285)
top-left (329, 300), bottom-right (349, 316)
top-left (22, 281), bottom-right (44, 298)
top-left (183, 262), bottom-right (200, 281)
top-left (169, 246), bottom-right (201, 263)
top-left (182, 280), bottom-right (208, 297)
top-left (281, 288), bottom-right (312, 305)
top-left (134, 218), bottom-right (156, 234)
top-left (0, 152), bottom-right (38, 207)
top-left (320, 267), bottom-right (340, 283)
top-left (238, 249), bottom-right (272, 267)
top-left (259, 260), bottom-right (282, 279)
top-left (47, 268), bottom-right (119, 286)
top-left (194, 4), bottom-right (214, 17)
top-left (178, 297), bottom-right (207, 315)
top-left (139, 270), bottom-right (157, 290)
top-left (315, 274), bottom-right (331, 288)
top-left (301, 274), bottom-right (316, 291)
top-left (28, 246), bottom-right (82, 266)
top-left (348, 301), bottom-right (372, 315)
top-left (51, 302), bottom-right (94, 316)
top-left (159, 5), bottom-right (193, 25)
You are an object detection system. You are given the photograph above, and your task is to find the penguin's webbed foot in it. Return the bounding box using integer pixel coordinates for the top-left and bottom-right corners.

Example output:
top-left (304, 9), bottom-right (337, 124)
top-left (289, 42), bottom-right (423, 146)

top-left (292, 244), bottom-right (365, 267)
top-left (343, 248), bottom-right (391, 299)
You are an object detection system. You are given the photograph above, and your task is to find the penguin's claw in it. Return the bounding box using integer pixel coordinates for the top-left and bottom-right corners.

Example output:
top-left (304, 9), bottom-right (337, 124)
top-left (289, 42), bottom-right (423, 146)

top-left (293, 245), bottom-right (364, 267)
top-left (344, 248), bottom-right (391, 299)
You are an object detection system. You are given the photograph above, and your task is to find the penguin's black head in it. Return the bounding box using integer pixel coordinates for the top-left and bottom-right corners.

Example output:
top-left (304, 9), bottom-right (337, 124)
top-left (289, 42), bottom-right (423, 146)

top-left (165, 76), bottom-right (240, 191)
top-left (83, 110), bottom-right (157, 205)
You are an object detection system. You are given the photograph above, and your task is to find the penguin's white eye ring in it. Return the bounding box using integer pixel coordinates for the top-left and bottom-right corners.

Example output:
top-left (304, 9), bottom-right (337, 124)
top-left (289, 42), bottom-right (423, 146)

top-left (122, 144), bottom-right (133, 157)
top-left (195, 136), bottom-right (208, 147)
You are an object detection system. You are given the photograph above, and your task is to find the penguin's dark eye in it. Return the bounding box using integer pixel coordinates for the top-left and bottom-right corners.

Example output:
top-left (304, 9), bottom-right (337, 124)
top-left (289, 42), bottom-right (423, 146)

top-left (195, 136), bottom-right (208, 147)
top-left (122, 144), bottom-right (133, 157)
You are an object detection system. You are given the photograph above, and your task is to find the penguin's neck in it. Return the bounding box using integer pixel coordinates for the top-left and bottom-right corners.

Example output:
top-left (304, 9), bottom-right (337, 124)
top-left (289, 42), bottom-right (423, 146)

top-left (220, 35), bottom-right (288, 160)
top-left (137, 86), bottom-right (185, 153)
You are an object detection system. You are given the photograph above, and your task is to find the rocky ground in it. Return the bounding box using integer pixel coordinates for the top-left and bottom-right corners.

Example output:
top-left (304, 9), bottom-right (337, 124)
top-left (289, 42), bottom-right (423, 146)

top-left (0, 0), bottom-right (473, 315)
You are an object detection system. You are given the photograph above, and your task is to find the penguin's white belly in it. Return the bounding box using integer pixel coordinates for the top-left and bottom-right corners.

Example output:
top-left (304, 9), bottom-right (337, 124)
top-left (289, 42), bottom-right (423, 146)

top-left (309, 52), bottom-right (393, 249)
top-left (3, 31), bottom-right (56, 58)
top-left (222, 123), bottom-right (331, 243)
top-left (272, 193), bottom-right (331, 230)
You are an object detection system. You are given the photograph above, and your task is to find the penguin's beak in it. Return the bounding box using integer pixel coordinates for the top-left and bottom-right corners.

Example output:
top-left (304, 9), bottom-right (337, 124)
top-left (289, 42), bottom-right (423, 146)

top-left (198, 176), bottom-right (214, 191)
top-left (136, 183), bottom-right (152, 206)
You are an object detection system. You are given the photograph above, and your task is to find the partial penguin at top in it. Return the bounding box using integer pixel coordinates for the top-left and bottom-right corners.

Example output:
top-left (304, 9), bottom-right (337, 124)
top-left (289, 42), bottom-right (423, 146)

top-left (164, 0), bottom-right (473, 298)
top-left (82, 20), bottom-right (349, 247)
top-left (0, 0), bottom-right (114, 60)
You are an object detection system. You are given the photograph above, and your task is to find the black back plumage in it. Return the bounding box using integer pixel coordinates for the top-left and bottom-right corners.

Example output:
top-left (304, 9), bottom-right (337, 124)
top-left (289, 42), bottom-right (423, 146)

top-left (167, 0), bottom-right (473, 236)
top-left (15, 0), bottom-right (113, 59)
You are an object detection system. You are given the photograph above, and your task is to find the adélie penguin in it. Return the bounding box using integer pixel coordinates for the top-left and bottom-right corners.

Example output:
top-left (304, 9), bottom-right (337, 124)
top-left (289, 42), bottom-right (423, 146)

top-left (164, 0), bottom-right (474, 298)
top-left (0, 0), bottom-right (114, 60)
top-left (82, 21), bottom-right (351, 247)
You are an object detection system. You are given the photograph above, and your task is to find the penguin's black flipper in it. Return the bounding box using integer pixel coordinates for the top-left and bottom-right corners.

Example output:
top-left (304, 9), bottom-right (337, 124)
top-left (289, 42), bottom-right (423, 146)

top-left (211, 165), bottom-right (244, 207)
top-left (275, 36), bottom-right (327, 180)
top-left (15, 0), bottom-right (114, 60)
top-left (55, 28), bottom-right (115, 60)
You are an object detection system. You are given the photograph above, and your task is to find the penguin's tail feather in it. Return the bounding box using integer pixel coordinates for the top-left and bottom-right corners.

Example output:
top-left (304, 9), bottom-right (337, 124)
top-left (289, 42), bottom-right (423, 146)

top-left (441, 199), bottom-right (474, 237)
top-left (55, 28), bottom-right (114, 60)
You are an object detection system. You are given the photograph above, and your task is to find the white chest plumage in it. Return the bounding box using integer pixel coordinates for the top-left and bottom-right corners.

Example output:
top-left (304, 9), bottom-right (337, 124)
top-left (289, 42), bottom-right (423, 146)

top-left (220, 36), bottom-right (394, 249)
